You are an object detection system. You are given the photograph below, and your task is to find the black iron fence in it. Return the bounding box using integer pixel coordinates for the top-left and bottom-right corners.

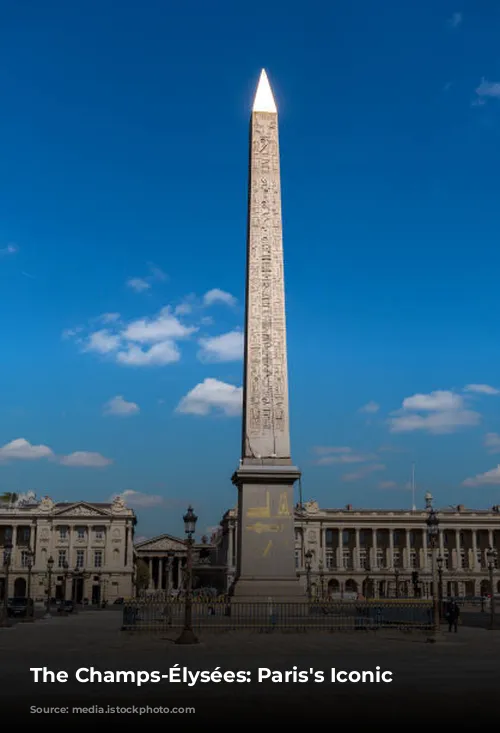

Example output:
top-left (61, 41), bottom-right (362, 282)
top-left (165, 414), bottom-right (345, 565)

top-left (122, 599), bottom-right (434, 633)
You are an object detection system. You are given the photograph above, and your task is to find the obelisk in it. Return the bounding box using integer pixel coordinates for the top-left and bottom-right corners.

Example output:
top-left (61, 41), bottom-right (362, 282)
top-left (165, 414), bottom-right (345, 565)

top-left (231, 70), bottom-right (303, 600)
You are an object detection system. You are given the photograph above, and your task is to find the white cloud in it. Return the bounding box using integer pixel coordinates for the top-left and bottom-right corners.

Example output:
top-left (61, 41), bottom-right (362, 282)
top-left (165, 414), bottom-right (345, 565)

top-left (389, 390), bottom-right (480, 434)
top-left (70, 305), bottom-right (197, 368)
top-left (84, 329), bottom-right (120, 354)
top-left (378, 480), bottom-right (397, 489)
top-left (464, 384), bottom-right (499, 395)
top-left (390, 410), bottom-right (479, 434)
top-left (484, 433), bottom-right (500, 453)
top-left (116, 341), bottom-right (180, 366)
top-left (475, 79), bottom-right (500, 105)
top-left (463, 465), bottom-right (500, 487)
top-left (61, 326), bottom-right (83, 340)
top-left (402, 390), bottom-right (463, 411)
top-left (447, 11), bottom-right (462, 28)
top-left (198, 330), bottom-right (244, 362)
top-left (0, 243), bottom-right (18, 256)
top-left (0, 438), bottom-right (53, 462)
top-left (341, 464), bottom-right (385, 482)
top-left (59, 451), bottom-right (112, 467)
top-left (126, 277), bottom-right (151, 292)
top-left (103, 395), bottom-right (140, 416)
top-left (147, 263), bottom-right (167, 281)
top-left (200, 316), bottom-right (214, 326)
top-left (114, 490), bottom-right (163, 507)
top-left (96, 312), bottom-right (120, 324)
top-left (359, 401), bottom-right (380, 414)
top-left (123, 307), bottom-right (196, 343)
top-left (174, 303), bottom-right (192, 316)
top-left (203, 289), bottom-right (237, 307)
top-left (176, 378), bottom-right (242, 417)
top-left (313, 446), bottom-right (352, 455)
top-left (312, 446), bottom-right (376, 466)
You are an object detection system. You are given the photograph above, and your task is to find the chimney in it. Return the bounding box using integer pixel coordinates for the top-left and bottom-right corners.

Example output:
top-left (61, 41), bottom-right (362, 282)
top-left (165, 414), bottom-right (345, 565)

top-left (457, 504), bottom-right (464, 513)
top-left (346, 504), bottom-right (352, 511)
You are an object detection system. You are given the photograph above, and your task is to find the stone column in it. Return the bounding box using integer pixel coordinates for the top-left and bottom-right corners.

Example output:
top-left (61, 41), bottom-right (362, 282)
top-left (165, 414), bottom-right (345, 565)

top-left (336, 528), bottom-right (343, 569)
top-left (148, 557), bottom-right (153, 590)
top-left (372, 528), bottom-right (378, 570)
top-left (439, 530), bottom-right (445, 560)
top-left (158, 558), bottom-right (163, 590)
top-left (167, 558), bottom-right (173, 594)
top-left (388, 529), bottom-right (394, 568)
top-left (455, 529), bottom-right (461, 570)
top-left (471, 530), bottom-right (477, 570)
top-left (406, 529), bottom-right (411, 570)
top-left (489, 529), bottom-right (494, 549)
top-left (422, 529), bottom-right (427, 570)
top-left (354, 528), bottom-right (360, 570)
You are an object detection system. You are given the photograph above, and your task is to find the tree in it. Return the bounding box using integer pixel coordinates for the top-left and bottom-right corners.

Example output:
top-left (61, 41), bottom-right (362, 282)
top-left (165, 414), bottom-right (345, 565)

top-left (135, 559), bottom-right (149, 594)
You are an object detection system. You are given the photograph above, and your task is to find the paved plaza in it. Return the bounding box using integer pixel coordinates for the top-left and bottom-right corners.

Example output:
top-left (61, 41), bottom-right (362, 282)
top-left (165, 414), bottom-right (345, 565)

top-left (1, 608), bottom-right (499, 721)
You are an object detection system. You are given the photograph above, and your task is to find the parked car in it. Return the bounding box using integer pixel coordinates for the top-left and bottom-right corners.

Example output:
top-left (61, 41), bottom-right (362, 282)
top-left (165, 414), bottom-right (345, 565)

top-left (7, 597), bottom-right (33, 618)
top-left (57, 599), bottom-right (75, 613)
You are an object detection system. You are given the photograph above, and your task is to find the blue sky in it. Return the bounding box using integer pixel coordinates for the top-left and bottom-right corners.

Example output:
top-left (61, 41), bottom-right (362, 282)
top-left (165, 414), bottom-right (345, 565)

top-left (1, 0), bottom-right (500, 539)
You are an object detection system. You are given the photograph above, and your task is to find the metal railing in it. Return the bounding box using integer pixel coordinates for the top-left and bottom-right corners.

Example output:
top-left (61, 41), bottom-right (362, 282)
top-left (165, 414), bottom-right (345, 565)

top-left (122, 599), bottom-right (434, 634)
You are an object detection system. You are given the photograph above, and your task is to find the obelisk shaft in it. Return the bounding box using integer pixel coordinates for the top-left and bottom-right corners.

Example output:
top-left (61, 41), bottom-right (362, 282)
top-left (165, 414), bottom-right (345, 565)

top-left (242, 79), bottom-right (291, 463)
top-left (231, 70), bottom-right (303, 601)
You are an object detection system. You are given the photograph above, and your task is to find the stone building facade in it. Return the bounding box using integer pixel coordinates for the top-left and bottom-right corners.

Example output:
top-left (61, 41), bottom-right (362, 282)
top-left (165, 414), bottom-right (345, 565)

top-left (0, 493), bottom-right (135, 603)
top-left (215, 498), bottom-right (500, 598)
top-left (134, 535), bottom-right (220, 593)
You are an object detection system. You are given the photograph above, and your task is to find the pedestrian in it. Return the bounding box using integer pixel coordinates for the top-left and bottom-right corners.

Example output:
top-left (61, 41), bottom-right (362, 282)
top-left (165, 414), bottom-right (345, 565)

top-left (447, 599), bottom-right (460, 633)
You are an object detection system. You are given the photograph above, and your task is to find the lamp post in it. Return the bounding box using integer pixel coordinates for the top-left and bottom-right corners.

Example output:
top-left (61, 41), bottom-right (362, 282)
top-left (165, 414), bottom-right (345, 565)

top-left (0, 540), bottom-right (12, 628)
top-left (426, 505), bottom-right (440, 638)
top-left (318, 559), bottom-right (325, 599)
top-left (437, 555), bottom-right (444, 615)
top-left (305, 550), bottom-right (313, 601)
top-left (487, 547), bottom-right (497, 630)
top-left (25, 551), bottom-right (34, 622)
top-left (176, 506), bottom-right (199, 645)
top-left (44, 556), bottom-right (54, 619)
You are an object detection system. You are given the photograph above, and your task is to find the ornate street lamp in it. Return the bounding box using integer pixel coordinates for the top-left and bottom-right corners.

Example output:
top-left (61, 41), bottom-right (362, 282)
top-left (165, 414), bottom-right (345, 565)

top-left (426, 506), bottom-right (440, 638)
top-left (44, 556), bottom-right (54, 619)
top-left (486, 547), bottom-right (497, 631)
top-left (304, 550), bottom-right (313, 601)
top-left (0, 540), bottom-right (13, 628)
top-left (25, 551), bottom-right (34, 622)
top-left (176, 506), bottom-right (199, 645)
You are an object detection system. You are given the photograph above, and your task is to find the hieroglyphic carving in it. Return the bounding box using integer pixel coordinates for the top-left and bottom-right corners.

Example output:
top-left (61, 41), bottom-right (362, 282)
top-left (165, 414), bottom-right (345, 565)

top-left (243, 108), bottom-right (291, 459)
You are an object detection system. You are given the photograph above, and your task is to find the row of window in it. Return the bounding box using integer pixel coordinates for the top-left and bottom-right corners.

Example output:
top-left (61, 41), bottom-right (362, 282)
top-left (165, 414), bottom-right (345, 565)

top-left (296, 529), bottom-right (499, 547)
top-left (296, 548), bottom-right (499, 570)
top-left (58, 526), bottom-right (106, 540)
top-left (18, 549), bottom-right (105, 568)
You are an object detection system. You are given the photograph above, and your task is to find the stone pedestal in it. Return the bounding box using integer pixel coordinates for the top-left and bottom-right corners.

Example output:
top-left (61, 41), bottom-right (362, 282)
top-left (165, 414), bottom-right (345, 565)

top-left (231, 464), bottom-right (305, 601)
